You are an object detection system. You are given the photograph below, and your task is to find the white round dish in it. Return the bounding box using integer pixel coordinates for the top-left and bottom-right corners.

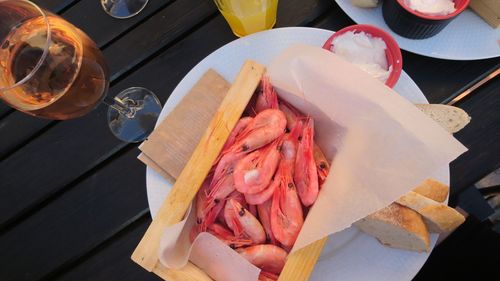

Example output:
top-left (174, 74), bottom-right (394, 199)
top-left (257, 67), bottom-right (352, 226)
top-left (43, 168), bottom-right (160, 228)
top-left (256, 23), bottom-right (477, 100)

top-left (145, 27), bottom-right (447, 281)
top-left (335, 0), bottom-right (500, 60)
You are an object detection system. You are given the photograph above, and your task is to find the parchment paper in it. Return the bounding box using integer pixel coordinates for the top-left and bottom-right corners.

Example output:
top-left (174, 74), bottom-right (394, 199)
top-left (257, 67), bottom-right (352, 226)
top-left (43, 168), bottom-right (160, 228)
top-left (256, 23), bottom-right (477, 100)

top-left (156, 45), bottom-right (467, 280)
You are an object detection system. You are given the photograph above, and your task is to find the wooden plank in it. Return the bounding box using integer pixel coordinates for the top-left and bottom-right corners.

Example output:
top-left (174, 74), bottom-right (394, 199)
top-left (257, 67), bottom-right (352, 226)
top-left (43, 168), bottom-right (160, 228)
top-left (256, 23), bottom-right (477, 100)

top-left (132, 61), bottom-right (266, 271)
top-left (60, 0), bottom-right (170, 48)
top-left (278, 238), bottom-right (328, 281)
top-left (53, 216), bottom-right (163, 281)
top-left (0, 148), bottom-right (150, 281)
top-left (34, 0), bottom-right (80, 13)
top-left (450, 77), bottom-right (500, 197)
top-left (103, 0), bottom-right (216, 79)
top-left (0, 113), bottom-right (53, 160)
top-left (0, 0), bottom-right (215, 160)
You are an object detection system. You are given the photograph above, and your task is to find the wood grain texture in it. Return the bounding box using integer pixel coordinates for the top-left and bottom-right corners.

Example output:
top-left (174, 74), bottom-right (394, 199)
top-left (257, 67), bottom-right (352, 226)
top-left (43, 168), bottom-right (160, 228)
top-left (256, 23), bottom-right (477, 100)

top-left (132, 61), bottom-right (266, 271)
top-left (34, 0), bottom-right (80, 13)
top-left (278, 238), bottom-right (328, 281)
top-left (53, 216), bottom-right (163, 281)
top-left (450, 77), bottom-right (500, 199)
top-left (61, 0), bottom-right (170, 48)
top-left (0, 148), bottom-right (149, 281)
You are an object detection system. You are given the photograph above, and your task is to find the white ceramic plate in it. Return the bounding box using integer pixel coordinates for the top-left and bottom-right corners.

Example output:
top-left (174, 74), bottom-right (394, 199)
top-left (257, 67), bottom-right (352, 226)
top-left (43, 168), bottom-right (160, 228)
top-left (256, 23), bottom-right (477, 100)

top-left (335, 0), bottom-right (500, 60)
top-left (145, 27), bottom-right (448, 281)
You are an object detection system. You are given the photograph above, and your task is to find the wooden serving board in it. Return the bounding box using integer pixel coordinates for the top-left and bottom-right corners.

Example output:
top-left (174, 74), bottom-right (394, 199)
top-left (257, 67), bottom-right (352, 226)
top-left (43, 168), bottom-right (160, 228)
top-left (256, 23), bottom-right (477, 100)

top-left (131, 60), bottom-right (326, 281)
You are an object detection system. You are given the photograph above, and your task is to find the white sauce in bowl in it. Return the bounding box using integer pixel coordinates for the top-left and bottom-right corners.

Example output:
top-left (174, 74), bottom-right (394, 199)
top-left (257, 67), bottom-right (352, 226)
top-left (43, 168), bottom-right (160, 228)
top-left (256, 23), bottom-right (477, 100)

top-left (331, 31), bottom-right (391, 83)
top-left (404, 0), bottom-right (456, 16)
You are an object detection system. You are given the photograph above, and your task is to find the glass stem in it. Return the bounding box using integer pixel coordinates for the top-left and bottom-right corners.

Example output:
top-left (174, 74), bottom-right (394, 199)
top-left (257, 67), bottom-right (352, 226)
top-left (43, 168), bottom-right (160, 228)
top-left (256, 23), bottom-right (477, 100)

top-left (102, 95), bottom-right (137, 118)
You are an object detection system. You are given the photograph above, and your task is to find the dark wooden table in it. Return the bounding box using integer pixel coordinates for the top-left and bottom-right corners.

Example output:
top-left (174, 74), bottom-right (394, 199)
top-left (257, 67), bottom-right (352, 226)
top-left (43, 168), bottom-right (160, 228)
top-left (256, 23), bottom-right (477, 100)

top-left (0, 0), bottom-right (498, 280)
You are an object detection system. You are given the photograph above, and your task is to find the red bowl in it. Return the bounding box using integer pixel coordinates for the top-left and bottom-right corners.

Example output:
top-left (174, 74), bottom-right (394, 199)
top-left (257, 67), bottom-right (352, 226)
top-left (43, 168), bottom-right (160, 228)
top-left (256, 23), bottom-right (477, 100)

top-left (322, 24), bottom-right (403, 89)
top-left (396, 0), bottom-right (470, 20)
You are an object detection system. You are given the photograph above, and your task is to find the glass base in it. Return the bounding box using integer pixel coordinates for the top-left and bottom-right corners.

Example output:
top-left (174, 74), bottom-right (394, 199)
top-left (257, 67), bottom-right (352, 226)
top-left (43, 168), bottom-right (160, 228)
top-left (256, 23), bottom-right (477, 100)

top-left (101, 0), bottom-right (148, 19)
top-left (107, 87), bottom-right (161, 143)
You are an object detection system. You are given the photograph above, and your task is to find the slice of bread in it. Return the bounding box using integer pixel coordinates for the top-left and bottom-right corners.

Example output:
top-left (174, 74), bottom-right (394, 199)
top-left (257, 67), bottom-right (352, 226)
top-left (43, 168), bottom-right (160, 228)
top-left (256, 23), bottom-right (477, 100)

top-left (396, 191), bottom-right (465, 233)
top-left (412, 179), bottom-right (449, 203)
top-left (416, 104), bottom-right (471, 133)
top-left (355, 203), bottom-right (430, 252)
top-left (351, 0), bottom-right (379, 8)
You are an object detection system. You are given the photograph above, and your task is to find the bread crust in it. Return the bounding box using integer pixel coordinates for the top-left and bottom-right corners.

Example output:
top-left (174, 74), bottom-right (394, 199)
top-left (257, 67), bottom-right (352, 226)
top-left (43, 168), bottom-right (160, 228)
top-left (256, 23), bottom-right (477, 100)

top-left (355, 203), bottom-right (430, 252)
top-left (396, 191), bottom-right (465, 233)
top-left (412, 179), bottom-right (449, 203)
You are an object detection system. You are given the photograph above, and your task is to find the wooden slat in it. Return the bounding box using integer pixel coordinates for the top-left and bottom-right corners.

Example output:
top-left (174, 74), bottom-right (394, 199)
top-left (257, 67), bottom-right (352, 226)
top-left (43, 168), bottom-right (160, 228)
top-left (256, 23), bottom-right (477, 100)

top-left (61, 0), bottom-right (170, 48)
top-left (0, 113), bottom-right (53, 160)
top-left (450, 77), bottom-right (500, 197)
top-left (278, 238), bottom-right (328, 281)
top-left (132, 61), bottom-right (266, 271)
top-left (34, 0), bottom-right (80, 13)
top-left (0, 148), bottom-right (149, 281)
top-left (53, 216), bottom-right (163, 281)
top-left (0, 0), bottom-right (215, 160)
top-left (103, 0), bottom-right (216, 79)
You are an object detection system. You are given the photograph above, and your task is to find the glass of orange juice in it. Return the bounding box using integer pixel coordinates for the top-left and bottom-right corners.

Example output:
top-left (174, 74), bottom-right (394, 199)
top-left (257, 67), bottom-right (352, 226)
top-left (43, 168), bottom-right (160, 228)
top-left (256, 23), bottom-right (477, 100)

top-left (214, 0), bottom-right (279, 37)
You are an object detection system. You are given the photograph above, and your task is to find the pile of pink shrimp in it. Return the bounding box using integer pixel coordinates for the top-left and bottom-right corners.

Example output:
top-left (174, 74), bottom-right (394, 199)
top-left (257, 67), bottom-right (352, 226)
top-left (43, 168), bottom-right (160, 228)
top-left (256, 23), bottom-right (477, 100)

top-left (191, 77), bottom-right (330, 280)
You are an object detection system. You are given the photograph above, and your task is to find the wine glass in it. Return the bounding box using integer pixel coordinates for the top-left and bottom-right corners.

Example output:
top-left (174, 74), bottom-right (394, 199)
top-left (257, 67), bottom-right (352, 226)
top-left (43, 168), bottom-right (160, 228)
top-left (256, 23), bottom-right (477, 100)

top-left (0, 0), bottom-right (161, 143)
top-left (100, 0), bottom-right (149, 19)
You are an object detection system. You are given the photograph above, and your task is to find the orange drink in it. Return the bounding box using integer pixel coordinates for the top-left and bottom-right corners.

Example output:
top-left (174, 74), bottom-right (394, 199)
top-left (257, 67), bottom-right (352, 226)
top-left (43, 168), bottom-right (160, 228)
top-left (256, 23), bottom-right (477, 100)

top-left (214, 0), bottom-right (278, 37)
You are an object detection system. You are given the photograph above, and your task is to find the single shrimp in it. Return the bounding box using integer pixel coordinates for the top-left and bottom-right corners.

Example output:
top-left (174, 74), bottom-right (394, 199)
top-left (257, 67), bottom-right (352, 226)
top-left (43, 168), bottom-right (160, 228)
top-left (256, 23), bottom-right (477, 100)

top-left (224, 198), bottom-right (266, 244)
top-left (294, 118), bottom-right (319, 206)
top-left (313, 143), bottom-right (330, 186)
top-left (234, 139), bottom-right (281, 195)
top-left (281, 120), bottom-right (302, 168)
top-left (207, 223), bottom-right (253, 249)
top-left (237, 244), bottom-right (288, 275)
top-left (195, 176), bottom-right (211, 223)
top-left (255, 76), bottom-right (279, 113)
top-left (220, 117), bottom-right (253, 154)
top-left (229, 109), bottom-right (287, 154)
top-left (257, 199), bottom-right (278, 245)
top-left (199, 197), bottom-right (225, 232)
top-left (208, 191), bottom-right (245, 232)
top-left (271, 162), bottom-right (304, 248)
top-left (259, 271), bottom-right (279, 281)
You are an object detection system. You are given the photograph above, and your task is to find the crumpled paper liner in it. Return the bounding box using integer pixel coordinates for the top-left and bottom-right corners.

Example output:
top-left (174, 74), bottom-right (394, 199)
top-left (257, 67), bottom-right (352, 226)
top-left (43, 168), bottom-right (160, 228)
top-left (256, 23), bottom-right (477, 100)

top-left (156, 45), bottom-right (467, 280)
